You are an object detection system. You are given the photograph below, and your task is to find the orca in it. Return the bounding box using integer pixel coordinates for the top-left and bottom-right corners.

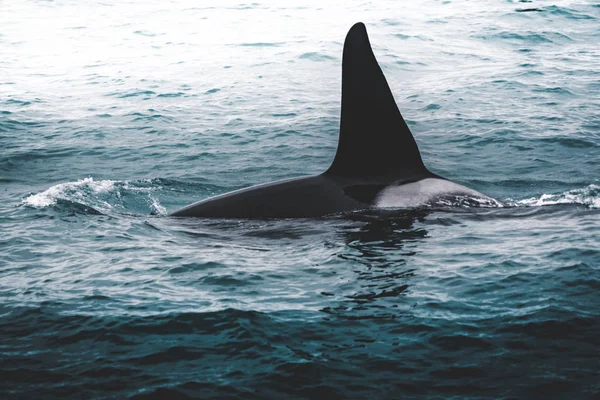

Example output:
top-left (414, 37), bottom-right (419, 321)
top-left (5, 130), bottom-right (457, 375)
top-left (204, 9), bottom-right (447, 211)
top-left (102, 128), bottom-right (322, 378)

top-left (170, 22), bottom-right (501, 218)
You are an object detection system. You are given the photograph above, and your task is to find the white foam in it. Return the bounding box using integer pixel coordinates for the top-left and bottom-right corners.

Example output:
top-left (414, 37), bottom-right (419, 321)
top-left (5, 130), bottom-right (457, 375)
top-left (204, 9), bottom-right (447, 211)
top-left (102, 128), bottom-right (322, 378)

top-left (23, 177), bottom-right (170, 215)
top-left (516, 184), bottom-right (600, 209)
top-left (23, 177), bottom-right (116, 208)
top-left (149, 195), bottom-right (168, 216)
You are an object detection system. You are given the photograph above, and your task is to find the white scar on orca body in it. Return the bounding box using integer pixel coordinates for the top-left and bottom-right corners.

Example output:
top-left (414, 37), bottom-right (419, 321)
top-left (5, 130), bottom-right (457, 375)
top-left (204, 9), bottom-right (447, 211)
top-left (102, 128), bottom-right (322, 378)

top-left (375, 178), bottom-right (503, 209)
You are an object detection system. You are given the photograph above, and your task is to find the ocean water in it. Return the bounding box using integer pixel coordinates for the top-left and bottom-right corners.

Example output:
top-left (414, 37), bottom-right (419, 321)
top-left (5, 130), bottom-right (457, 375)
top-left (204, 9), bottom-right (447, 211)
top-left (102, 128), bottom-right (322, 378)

top-left (1, 0), bottom-right (599, 398)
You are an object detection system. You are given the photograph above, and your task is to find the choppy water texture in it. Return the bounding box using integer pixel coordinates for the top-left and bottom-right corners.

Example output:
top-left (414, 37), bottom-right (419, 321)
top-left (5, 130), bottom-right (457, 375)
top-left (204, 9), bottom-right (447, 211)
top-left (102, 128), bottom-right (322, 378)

top-left (1, 0), bottom-right (599, 398)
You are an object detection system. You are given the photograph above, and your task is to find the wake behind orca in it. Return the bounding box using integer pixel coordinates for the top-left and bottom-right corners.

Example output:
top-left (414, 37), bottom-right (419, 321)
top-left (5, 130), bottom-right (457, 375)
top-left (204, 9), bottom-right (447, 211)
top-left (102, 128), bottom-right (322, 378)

top-left (171, 22), bottom-right (502, 218)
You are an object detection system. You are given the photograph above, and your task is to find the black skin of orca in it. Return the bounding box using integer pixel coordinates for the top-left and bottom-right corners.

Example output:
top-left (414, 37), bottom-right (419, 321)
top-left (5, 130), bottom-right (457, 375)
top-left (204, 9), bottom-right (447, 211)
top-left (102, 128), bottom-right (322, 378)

top-left (170, 22), bottom-right (442, 218)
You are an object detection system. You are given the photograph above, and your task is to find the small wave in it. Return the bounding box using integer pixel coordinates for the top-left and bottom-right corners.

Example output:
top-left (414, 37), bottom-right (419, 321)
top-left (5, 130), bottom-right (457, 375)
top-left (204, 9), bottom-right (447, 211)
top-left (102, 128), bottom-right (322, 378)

top-left (238, 42), bottom-right (283, 47)
top-left (479, 31), bottom-right (572, 44)
top-left (125, 111), bottom-right (174, 122)
top-left (422, 103), bottom-right (441, 111)
top-left (515, 5), bottom-right (595, 20)
top-left (545, 5), bottom-right (596, 20)
top-left (516, 8), bottom-right (543, 13)
top-left (3, 98), bottom-right (35, 106)
top-left (298, 52), bottom-right (336, 62)
top-left (514, 184), bottom-right (600, 209)
top-left (133, 30), bottom-right (159, 37)
top-left (108, 90), bottom-right (156, 99)
top-left (156, 92), bottom-right (184, 98)
top-left (23, 177), bottom-right (114, 208)
top-left (393, 33), bottom-right (432, 41)
top-left (532, 86), bottom-right (574, 96)
top-left (22, 177), bottom-right (170, 215)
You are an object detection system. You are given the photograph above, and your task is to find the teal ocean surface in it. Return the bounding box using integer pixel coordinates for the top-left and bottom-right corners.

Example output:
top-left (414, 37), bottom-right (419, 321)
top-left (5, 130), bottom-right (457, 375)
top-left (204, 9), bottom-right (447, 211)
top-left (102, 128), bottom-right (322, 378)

top-left (1, 0), bottom-right (599, 398)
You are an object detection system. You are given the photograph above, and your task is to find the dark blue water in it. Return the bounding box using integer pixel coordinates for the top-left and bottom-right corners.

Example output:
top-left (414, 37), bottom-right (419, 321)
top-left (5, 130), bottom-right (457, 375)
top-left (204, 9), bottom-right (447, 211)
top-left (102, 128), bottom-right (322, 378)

top-left (1, 1), bottom-right (599, 398)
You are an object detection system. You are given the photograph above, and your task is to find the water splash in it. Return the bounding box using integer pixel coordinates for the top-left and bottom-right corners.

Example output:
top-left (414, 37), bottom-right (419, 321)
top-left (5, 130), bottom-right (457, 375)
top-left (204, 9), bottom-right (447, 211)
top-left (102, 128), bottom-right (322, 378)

top-left (23, 177), bottom-right (114, 208)
top-left (515, 184), bottom-right (600, 209)
top-left (22, 177), bottom-right (169, 215)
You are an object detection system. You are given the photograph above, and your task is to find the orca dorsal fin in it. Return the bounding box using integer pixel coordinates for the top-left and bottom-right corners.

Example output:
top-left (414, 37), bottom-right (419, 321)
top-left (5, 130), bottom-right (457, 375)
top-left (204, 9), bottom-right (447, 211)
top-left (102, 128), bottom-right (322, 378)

top-left (325, 22), bottom-right (430, 181)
